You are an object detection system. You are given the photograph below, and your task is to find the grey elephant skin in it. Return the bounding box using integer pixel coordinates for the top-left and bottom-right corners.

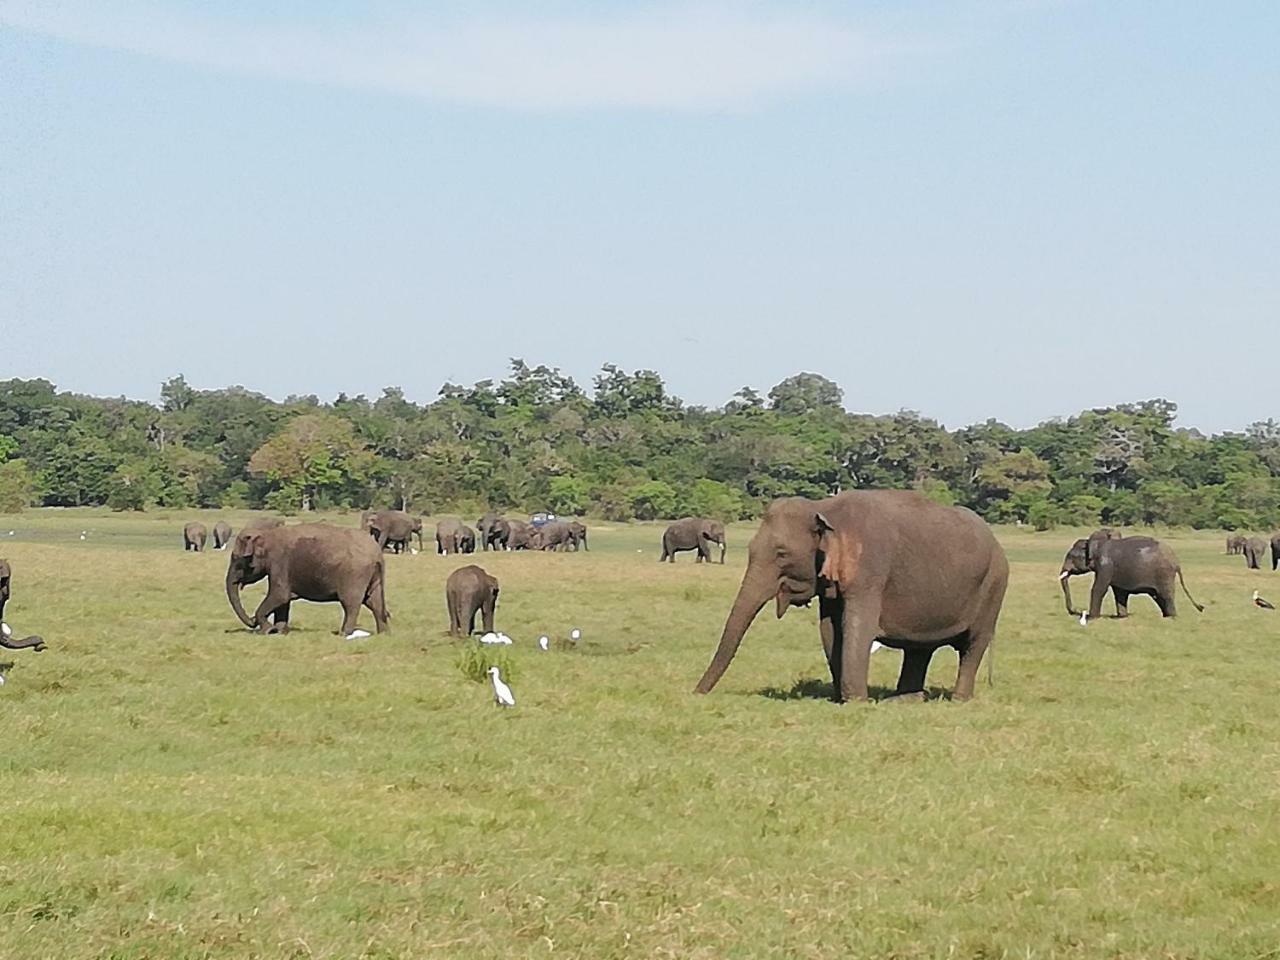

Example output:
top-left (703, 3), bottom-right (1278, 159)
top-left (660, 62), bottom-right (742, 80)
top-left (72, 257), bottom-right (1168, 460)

top-left (0, 560), bottom-right (47, 651)
top-left (1060, 535), bottom-right (1203, 618)
top-left (533, 520), bottom-right (578, 552)
top-left (1243, 537), bottom-right (1268, 570)
top-left (226, 524), bottom-right (390, 636)
top-left (183, 522), bottom-right (208, 552)
top-left (505, 520), bottom-right (535, 550)
top-left (477, 513), bottom-right (510, 551)
top-left (446, 564), bottom-right (499, 636)
top-left (694, 490), bottom-right (1008, 703)
top-left (436, 518), bottom-right (470, 555)
top-left (1057, 528), bottom-right (1121, 613)
top-left (567, 521), bottom-right (588, 551)
top-left (661, 517), bottom-right (726, 564)
top-left (212, 521), bottom-right (233, 550)
top-left (1226, 534), bottom-right (1246, 556)
top-left (367, 510), bottom-right (423, 554)
top-left (1272, 534), bottom-right (1280, 571)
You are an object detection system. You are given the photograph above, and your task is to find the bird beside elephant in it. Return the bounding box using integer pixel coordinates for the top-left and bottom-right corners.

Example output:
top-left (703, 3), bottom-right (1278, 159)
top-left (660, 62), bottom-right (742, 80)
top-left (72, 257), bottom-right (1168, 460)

top-left (0, 560), bottom-right (46, 651)
top-left (446, 564), bottom-right (499, 636)
top-left (694, 490), bottom-right (1008, 703)
top-left (661, 517), bottom-right (726, 564)
top-left (1243, 537), bottom-right (1268, 570)
top-left (225, 523), bottom-right (390, 636)
top-left (183, 522), bottom-right (208, 552)
top-left (367, 510), bottom-right (423, 554)
top-left (1059, 535), bottom-right (1202, 619)
top-left (212, 521), bottom-right (233, 550)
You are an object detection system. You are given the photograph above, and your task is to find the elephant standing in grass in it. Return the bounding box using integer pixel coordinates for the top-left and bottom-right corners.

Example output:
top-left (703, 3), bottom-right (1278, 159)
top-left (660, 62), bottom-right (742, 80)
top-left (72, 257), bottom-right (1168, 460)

top-left (567, 521), bottom-right (588, 551)
top-left (1243, 537), bottom-right (1268, 570)
top-left (506, 520), bottom-right (535, 550)
top-left (368, 511), bottom-right (424, 554)
top-left (226, 524), bottom-right (390, 636)
top-left (213, 521), bottom-right (233, 550)
top-left (477, 513), bottom-right (509, 551)
top-left (1227, 534), bottom-right (1247, 556)
top-left (694, 490), bottom-right (1008, 703)
top-left (534, 520), bottom-right (576, 552)
top-left (1060, 535), bottom-right (1203, 619)
top-left (183, 522), bottom-right (208, 552)
top-left (0, 560), bottom-right (46, 651)
top-left (458, 525), bottom-right (477, 554)
top-left (446, 565), bottom-right (499, 636)
top-left (1272, 534), bottom-right (1280, 571)
top-left (436, 519), bottom-right (468, 555)
top-left (1057, 528), bottom-right (1121, 612)
top-left (661, 518), bottom-right (726, 564)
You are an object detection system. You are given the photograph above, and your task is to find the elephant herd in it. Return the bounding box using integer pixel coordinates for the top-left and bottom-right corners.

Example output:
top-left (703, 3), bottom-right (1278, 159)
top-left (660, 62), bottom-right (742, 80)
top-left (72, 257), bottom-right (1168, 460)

top-left (1225, 533), bottom-right (1280, 570)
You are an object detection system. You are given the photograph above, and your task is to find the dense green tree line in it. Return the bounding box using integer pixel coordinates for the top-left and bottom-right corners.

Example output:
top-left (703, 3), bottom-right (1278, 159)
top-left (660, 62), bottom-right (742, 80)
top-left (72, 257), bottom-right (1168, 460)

top-left (2, 365), bottom-right (1279, 529)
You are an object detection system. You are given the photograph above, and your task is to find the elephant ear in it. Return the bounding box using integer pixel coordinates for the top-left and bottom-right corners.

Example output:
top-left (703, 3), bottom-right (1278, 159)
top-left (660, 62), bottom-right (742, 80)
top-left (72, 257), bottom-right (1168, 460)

top-left (815, 513), bottom-right (861, 590)
top-left (235, 532), bottom-right (264, 559)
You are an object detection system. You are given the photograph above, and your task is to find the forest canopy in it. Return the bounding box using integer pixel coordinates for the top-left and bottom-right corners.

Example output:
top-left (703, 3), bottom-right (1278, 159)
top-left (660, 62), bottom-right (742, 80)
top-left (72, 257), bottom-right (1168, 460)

top-left (2, 364), bottom-right (1279, 530)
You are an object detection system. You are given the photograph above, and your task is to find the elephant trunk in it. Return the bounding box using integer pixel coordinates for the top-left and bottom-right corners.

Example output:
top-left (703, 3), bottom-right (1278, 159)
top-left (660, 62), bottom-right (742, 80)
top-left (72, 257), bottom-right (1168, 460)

top-left (693, 566), bottom-right (774, 694)
top-left (226, 566), bottom-right (256, 628)
top-left (0, 633), bottom-right (46, 651)
top-left (1059, 569), bottom-right (1078, 616)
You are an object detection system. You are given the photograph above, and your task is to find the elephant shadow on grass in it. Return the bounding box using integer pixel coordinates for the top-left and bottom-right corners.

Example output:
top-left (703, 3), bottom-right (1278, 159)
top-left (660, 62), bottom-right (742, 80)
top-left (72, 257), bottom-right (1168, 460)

top-left (755, 676), bottom-right (952, 703)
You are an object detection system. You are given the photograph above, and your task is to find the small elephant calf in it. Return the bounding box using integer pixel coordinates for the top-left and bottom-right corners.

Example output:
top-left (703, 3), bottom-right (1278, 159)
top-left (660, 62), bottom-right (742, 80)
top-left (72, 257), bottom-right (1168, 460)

top-left (446, 565), bottom-right (499, 637)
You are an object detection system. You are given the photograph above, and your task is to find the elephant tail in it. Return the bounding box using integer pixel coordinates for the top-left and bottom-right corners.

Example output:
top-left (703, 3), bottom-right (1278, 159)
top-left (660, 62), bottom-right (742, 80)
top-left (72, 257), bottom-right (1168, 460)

top-left (986, 641), bottom-right (994, 688)
top-left (1178, 568), bottom-right (1205, 613)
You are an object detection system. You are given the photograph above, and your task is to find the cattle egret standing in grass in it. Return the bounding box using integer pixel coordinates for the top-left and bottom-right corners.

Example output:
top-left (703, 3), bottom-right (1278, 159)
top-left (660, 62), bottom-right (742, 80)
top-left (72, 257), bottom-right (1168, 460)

top-left (1079, 611), bottom-right (1089, 626)
top-left (538, 636), bottom-right (549, 651)
top-left (489, 666), bottom-right (515, 707)
top-left (480, 632), bottom-right (511, 645)
top-left (1253, 590), bottom-right (1275, 610)
top-left (345, 629), bottom-right (371, 640)
top-left (80, 531), bottom-right (87, 540)
top-left (570, 628), bottom-right (581, 642)
top-left (870, 641), bottom-right (883, 654)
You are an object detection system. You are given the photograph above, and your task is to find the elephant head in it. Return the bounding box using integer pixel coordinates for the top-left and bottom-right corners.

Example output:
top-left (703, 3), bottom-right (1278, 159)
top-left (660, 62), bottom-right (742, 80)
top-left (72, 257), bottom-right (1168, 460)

top-left (225, 530), bottom-right (271, 627)
top-left (694, 498), bottom-right (828, 694)
top-left (1059, 538), bottom-right (1096, 615)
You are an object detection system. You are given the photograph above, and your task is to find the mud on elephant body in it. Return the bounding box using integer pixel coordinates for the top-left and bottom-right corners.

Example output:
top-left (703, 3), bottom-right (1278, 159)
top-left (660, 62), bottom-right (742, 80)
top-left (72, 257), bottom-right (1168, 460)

top-left (694, 490), bottom-right (1008, 703)
top-left (661, 517), bottom-right (726, 564)
top-left (446, 564), bottom-right (499, 636)
top-left (226, 523), bottom-right (390, 636)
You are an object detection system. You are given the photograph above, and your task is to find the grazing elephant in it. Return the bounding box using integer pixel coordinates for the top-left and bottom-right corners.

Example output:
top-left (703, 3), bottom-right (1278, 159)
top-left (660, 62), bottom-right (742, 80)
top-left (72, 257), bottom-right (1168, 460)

top-left (661, 517), bottom-right (726, 564)
top-left (212, 521), bottom-right (233, 550)
top-left (0, 560), bottom-right (47, 651)
top-left (226, 523), bottom-right (390, 636)
top-left (1060, 535), bottom-right (1203, 619)
top-left (367, 510), bottom-right (424, 554)
top-left (458, 525), bottom-right (477, 554)
top-left (567, 521), bottom-right (589, 551)
top-left (694, 490), bottom-right (1009, 703)
top-left (435, 518), bottom-right (468, 555)
top-left (477, 513), bottom-right (509, 551)
top-left (506, 520), bottom-right (535, 550)
top-left (446, 564), bottom-right (500, 636)
top-left (1226, 534), bottom-right (1247, 556)
top-left (1243, 537), bottom-right (1268, 570)
top-left (534, 520), bottom-right (576, 552)
top-left (183, 522), bottom-right (208, 552)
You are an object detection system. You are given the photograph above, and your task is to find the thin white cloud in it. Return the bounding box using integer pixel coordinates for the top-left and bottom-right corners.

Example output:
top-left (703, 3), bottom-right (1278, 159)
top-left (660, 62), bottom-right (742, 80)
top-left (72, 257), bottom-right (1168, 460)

top-left (0, 1), bottom-right (923, 110)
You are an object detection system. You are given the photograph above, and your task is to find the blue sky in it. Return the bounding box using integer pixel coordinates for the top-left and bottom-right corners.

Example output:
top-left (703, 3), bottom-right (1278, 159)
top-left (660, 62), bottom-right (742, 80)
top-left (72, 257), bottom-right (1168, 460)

top-left (2, 1), bottom-right (1277, 430)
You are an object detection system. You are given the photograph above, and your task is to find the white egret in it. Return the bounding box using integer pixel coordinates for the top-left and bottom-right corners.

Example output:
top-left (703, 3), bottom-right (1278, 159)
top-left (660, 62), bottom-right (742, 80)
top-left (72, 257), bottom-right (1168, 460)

top-left (1079, 611), bottom-right (1088, 626)
top-left (489, 666), bottom-right (515, 707)
top-left (345, 629), bottom-right (371, 640)
top-left (538, 636), bottom-right (549, 651)
top-left (570, 628), bottom-right (581, 641)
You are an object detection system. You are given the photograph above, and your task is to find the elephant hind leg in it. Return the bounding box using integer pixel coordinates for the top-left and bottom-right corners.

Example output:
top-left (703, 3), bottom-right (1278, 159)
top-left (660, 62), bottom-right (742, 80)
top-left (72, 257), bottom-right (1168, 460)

top-left (896, 646), bottom-right (933, 696)
top-left (364, 570), bottom-right (390, 633)
top-left (1111, 587), bottom-right (1130, 618)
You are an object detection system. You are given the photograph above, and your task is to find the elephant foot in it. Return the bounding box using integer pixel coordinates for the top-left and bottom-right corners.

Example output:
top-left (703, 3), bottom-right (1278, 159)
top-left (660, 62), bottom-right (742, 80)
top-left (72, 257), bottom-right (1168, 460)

top-left (264, 623), bottom-right (290, 636)
top-left (881, 690), bottom-right (927, 704)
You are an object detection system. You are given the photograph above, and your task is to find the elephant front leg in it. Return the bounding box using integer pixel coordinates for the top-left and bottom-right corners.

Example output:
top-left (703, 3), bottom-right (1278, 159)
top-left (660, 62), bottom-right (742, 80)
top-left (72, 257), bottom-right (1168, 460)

top-left (265, 601), bottom-right (292, 635)
top-left (254, 588), bottom-right (292, 633)
top-left (1087, 572), bottom-right (1110, 620)
top-left (818, 595), bottom-right (843, 698)
top-left (895, 647), bottom-right (933, 696)
top-left (837, 592), bottom-right (883, 703)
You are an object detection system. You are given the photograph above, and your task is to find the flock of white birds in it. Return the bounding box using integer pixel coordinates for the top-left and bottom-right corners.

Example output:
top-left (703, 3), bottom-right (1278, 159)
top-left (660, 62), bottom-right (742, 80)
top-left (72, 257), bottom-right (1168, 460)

top-left (480, 628), bottom-right (583, 708)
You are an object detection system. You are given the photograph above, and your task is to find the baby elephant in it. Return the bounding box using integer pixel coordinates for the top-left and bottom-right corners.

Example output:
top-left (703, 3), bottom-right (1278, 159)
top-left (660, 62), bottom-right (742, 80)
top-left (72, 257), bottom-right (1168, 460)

top-left (446, 565), bottom-right (500, 637)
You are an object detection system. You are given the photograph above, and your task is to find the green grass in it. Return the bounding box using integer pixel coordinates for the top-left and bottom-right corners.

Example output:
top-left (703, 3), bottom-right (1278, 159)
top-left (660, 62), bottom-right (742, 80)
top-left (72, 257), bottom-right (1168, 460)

top-left (2, 509), bottom-right (1279, 958)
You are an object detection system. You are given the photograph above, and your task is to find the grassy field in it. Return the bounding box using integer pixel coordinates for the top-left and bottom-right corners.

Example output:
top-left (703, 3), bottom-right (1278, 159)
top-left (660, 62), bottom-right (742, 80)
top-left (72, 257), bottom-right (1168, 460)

top-left (1, 509), bottom-right (1278, 959)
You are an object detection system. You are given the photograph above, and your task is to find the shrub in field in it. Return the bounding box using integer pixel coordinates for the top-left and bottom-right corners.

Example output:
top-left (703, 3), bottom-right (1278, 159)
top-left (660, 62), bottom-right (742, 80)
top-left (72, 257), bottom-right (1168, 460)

top-left (455, 642), bottom-right (516, 685)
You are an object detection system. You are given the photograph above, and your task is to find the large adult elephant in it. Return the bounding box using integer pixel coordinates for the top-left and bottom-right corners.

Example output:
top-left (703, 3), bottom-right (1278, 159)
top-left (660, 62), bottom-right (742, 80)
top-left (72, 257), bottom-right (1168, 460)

top-left (535, 520), bottom-right (576, 552)
top-left (458, 525), bottom-right (477, 554)
top-left (1059, 535), bottom-right (1203, 619)
top-left (368, 510), bottom-right (423, 554)
top-left (436, 518), bottom-right (468, 555)
top-left (477, 513), bottom-right (509, 551)
top-left (446, 564), bottom-right (499, 636)
top-left (693, 490), bottom-right (1008, 703)
top-left (506, 520), bottom-right (535, 550)
top-left (661, 517), bottom-right (726, 564)
top-left (225, 523), bottom-right (390, 636)
top-left (1243, 537), bottom-right (1268, 570)
top-left (212, 521), bottom-right (233, 550)
top-left (0, 560), bottom-right (46, 651)
top-left (183, 522), bottom-right (208, 552)
top-left (1226, 534), bottom-right (1247, 556)
top-left (1272, 534), bottom-right (1280, 571)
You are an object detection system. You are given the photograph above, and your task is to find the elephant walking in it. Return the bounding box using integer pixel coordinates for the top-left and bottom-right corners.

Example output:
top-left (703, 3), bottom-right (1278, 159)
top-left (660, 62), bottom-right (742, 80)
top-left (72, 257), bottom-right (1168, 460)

top-left (694, 490), bottom-right (1008, 703)
top-left (1060, 535), bottom-right (1203, 619)
top-left (367, 510), bottom-right (424, 554)
top-left (567, 521), bottom-right (588, 551)
top-left (534, 520), bottom-right (576, 552)
top-left (183, 522), bottom-right (208, 552)
top-left (1243, 537), bottom-right (1268, 570)
top-left (0, 560), bottom-right (47, 651)
top-left (505, 520), bottom-right (535, 550)
top-left (661, 518), bottom-right (726, 564)
top-left (477, 513), bottom-right (509, 551)
top-left (225, 524), bottom-right (390, 636)
top-left (212, 521), bottom-right (233, 550)
top-left (446, 565), bottom-right (499, 636)
top-left (458, 525), bottom-right (477, 554)
top-left (1226, 534), bottom-right (1247, 556)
